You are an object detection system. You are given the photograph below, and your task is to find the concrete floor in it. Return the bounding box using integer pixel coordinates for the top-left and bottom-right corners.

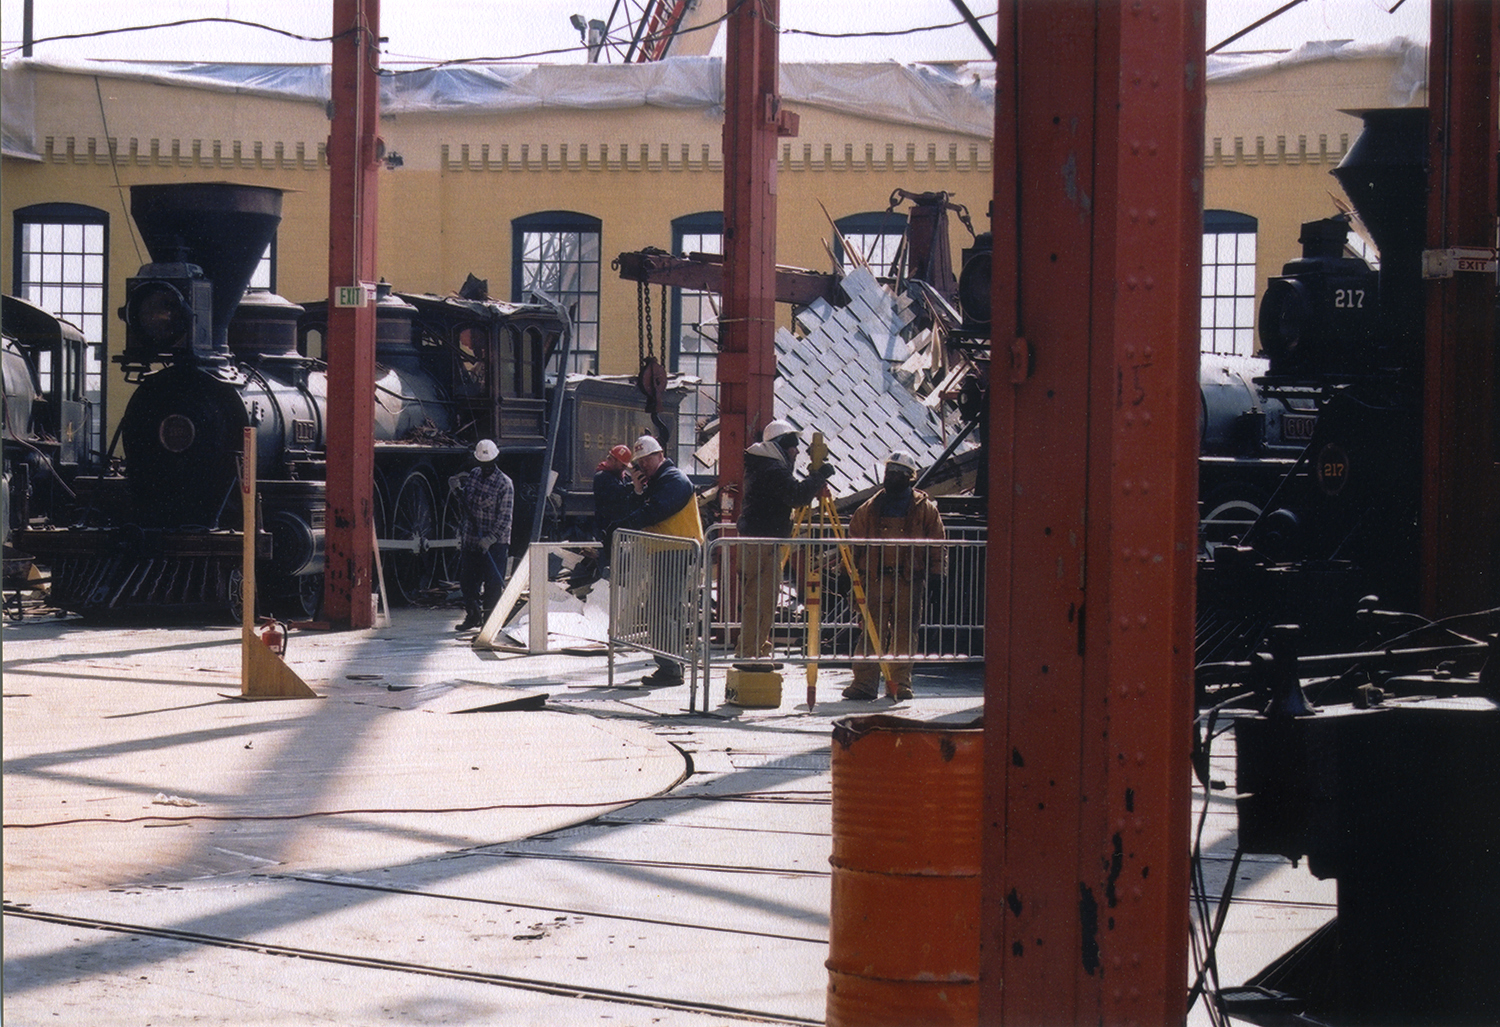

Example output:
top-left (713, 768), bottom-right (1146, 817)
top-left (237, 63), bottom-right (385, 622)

top-left (3, 601), bottom-right (1329, 1025)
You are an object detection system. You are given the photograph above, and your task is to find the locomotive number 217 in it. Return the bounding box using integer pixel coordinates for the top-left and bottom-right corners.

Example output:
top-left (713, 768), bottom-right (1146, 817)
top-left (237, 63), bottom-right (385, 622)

top-left (1333, 288), bottom-right (1366, 309)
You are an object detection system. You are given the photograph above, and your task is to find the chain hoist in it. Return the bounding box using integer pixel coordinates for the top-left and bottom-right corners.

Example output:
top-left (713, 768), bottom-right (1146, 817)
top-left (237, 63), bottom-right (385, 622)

top-left (633, 261), bottom-right (671, 443)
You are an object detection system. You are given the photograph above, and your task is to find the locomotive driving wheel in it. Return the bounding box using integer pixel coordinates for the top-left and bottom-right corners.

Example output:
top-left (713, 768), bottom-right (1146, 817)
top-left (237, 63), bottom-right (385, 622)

top-left (435, 485), bottom-right (463, 587)
top-left (387, 469), bottom-right (438, 603)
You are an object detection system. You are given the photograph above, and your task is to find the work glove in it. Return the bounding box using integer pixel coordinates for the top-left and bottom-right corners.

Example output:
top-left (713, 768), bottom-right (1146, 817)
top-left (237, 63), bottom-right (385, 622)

top-left (479, 535), bottom-right (499, 550)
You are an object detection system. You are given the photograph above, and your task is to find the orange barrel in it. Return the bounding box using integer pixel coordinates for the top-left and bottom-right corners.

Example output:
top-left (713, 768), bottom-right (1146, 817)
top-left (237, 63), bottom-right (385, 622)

top-left (826, 714), bottom-right (983, 1027)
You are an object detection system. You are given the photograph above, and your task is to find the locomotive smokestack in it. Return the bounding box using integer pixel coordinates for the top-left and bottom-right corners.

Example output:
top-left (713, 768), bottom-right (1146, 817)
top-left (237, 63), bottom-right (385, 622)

top-left (1330, 108), bottom-right (1428, 367)
top-left (129, 183), bottom-right (284, 353)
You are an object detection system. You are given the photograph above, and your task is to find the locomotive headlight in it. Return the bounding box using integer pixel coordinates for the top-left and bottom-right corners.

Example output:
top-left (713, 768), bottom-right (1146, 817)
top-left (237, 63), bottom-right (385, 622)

top-left (128, 283), bottom-right (192, 347)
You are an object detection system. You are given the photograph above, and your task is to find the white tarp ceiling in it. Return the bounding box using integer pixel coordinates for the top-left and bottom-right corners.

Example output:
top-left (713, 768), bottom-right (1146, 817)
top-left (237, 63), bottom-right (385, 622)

top-left (1, 39), bottom-right (1426, 161)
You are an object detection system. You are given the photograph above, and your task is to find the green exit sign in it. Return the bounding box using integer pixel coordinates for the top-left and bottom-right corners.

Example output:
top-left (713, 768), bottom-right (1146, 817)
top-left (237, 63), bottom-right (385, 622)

top-left (334, 284), bottom-right (375, 308)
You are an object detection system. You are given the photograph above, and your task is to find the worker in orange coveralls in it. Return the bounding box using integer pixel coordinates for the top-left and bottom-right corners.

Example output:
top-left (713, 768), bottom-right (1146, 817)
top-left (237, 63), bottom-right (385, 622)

top-left (842, 450), bottom-right (946, 701)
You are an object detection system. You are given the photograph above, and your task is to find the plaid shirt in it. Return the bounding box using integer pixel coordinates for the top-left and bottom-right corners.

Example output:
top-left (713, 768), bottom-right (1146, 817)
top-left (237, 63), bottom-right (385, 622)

top-left (458, 465), bottom-right (514, 550)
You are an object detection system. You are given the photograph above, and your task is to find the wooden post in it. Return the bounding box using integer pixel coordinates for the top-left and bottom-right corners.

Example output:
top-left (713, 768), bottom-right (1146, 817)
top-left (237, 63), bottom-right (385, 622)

top-left (239, 429), bottom-right (318, 700)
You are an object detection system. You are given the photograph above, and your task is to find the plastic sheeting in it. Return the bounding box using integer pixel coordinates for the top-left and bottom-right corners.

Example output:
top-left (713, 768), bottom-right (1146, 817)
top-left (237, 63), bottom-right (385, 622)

top-left (1, 39), bottom-right (1427, 159)
top-left (0, 54), bottom-right (995, 139)
top-left (1207, 37), bottom-right (1428, 106)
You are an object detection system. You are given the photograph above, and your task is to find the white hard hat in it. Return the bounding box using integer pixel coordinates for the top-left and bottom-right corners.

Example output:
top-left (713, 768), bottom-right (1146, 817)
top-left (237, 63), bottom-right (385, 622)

top-left (885, 450), bottom-right (918, 473)
top-left (632, 434), bottom-right (663, 458)
top-left (762, 419), bottom-right (799, 444)
top-left (473, 439), bottom-right (499, 462)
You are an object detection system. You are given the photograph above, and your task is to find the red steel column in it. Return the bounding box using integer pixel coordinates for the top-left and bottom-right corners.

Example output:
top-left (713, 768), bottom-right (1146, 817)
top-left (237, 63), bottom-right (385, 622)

top-left (1422, 0), bottom-right (1499, 616)
top-left (718, 0), bottom-right (781, 520)
top-left (979, 2), bottom-right (1201, 1022)
top-left (323, 0), bottom-right (381, 628)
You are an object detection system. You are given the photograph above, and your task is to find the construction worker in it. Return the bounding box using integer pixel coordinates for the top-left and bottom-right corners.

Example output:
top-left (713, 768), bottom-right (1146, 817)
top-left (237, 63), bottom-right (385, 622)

top-left (450, 439), bottom-right (514, 632)
top-left (842, 450), bottom-right (945, 700)
top-left (592, 442), bottom-right (635, 576)
top-left (607, 434), bottom-right (704, 686)
top-left (736, 419), bottom-right (835, 664)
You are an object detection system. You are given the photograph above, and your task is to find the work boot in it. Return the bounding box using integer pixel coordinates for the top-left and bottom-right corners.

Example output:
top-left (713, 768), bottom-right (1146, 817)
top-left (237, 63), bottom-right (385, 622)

top-left (641, 668), bottom-right (684, 687)
top-left (842, 683), bottom-right (879, 701)
top-left (455, 607), bottom-right (483, 631)
top-left (894, 684), bottom-right (914, 701)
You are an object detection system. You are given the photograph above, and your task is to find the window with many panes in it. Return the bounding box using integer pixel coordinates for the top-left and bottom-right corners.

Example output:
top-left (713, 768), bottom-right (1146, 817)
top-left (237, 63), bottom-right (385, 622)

top-left (670, 212), bottom-right (723, 461)
top-left (13, 203), bottom-right (107, 455)
top-left (834, 210), bottom-right (908, 276)
top-left (1201, 209), bottom-right (1258, 357)
top-left (512, 211), bottom-right (601, 374)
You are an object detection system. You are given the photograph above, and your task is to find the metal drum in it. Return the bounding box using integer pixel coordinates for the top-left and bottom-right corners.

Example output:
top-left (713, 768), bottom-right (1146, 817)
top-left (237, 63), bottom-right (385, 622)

top-left (826, 714), bottom-right (983, 1027)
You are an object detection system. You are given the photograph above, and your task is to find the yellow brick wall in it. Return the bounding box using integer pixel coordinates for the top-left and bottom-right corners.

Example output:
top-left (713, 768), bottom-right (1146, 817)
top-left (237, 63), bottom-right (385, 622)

top-left (2, 65), bottom-right (992, 435)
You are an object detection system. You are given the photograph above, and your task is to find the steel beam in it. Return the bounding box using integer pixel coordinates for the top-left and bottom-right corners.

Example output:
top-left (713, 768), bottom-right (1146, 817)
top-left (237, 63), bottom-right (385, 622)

top-left (718, 0), bottom-right (793, 523)
top-left (1421, 0), bottom-right (1499, 615)
top-left (323, 0), bottom-right (381, 628)
top-left (614, 250), bottom-right (839, 307)
top-left (979, 2), bottom-right (1202, 1022)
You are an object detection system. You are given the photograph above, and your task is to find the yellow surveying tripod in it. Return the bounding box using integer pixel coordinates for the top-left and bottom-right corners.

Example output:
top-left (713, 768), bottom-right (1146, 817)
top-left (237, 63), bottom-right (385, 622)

top-left (793, 432), bottom-right (892, 709)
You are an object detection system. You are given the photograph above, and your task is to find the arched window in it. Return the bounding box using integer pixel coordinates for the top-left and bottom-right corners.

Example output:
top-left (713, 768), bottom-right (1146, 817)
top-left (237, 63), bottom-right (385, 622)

top-left (13, 202), bottom-right (108, 455)
top-left (670, 211), bottom-right (723, 455)
top-left (1201, 209), bottom-right (1258, 357)
top-left (834, 210), bottom-right (908, 276)
top-left (512, 211), bottom-right (601, 374)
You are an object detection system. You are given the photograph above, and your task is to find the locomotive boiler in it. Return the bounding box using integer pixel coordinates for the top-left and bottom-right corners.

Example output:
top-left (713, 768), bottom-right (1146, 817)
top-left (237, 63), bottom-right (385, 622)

top-left (13, 182), bottom-right (679, 621)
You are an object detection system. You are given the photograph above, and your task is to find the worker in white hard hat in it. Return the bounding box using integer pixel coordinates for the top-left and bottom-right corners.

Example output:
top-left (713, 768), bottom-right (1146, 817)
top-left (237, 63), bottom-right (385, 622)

top-left (605, 433), bottom-right (704, 686)
top-left (736, 419), bottom-right (835, 665)
top-left (842, 449), bottom-right (945, 701)
top-left (449, 439), bottom-right (514, 631)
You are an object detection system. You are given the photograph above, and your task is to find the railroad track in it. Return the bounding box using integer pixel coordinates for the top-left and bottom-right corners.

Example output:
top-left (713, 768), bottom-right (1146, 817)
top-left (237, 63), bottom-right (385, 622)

top-left (3, 902), bottom-right (825, 1026)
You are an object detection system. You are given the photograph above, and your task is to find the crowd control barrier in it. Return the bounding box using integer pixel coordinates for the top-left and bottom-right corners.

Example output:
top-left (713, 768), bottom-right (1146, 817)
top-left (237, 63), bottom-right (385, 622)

top-left (607, 529), bottom-right (705, 706)
top-left (611, 527), bottom-right (986, 711)
top-left (700, 530), bottom-right (986, 707)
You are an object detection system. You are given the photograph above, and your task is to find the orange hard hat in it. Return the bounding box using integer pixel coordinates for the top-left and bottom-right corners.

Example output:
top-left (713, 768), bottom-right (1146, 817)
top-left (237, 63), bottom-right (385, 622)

top-left (609, 444), bottom-right (633, 464)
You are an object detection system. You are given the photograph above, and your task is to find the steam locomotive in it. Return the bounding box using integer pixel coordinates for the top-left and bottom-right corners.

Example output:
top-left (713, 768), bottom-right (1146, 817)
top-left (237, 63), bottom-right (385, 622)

top-left (1195, 107), bottom-right (1428, 658)
top-left (3, 293), bottom-right (102, 577)
top-left (938, 109), bottom-right (1430, 658)
top-left (11, 182), bottom-right (680, 621)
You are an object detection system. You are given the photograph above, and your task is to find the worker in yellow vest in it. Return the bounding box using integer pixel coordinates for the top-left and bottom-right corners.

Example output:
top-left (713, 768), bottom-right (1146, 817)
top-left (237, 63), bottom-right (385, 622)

top-left (606, 434), bottom-right (704, 686)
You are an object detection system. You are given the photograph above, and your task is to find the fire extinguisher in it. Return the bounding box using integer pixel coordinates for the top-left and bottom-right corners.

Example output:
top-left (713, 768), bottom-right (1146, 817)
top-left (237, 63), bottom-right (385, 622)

top-left (258, 616), bottom-right (288, 658)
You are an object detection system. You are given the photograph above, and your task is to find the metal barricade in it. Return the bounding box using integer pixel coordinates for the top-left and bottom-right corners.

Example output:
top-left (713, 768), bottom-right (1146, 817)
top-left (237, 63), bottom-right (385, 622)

top-left (607, 529), bottom-right (705, 706)
top-left (700, 532), bottom-right (986, 703)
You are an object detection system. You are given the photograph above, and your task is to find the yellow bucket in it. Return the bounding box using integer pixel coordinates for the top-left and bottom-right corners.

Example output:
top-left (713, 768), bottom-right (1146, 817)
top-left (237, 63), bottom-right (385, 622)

top-left (725, 668), bottom-right (782, 707)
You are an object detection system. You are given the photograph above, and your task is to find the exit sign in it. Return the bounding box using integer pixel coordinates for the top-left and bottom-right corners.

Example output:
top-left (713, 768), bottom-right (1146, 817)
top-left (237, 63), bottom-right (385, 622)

top-left (334, 283), bottom-right (376, 307)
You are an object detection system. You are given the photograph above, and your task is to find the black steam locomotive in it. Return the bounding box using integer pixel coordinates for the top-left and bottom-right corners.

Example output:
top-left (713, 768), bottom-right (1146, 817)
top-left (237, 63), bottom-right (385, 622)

top-left (12, 182), bottom-right (680, 620)
top-left (1196, 107), bottom-right (1428, 659)
top-left (3, 294), bottom-right (102, 581)
top-left (939, 109), bottom-right (1430, 659)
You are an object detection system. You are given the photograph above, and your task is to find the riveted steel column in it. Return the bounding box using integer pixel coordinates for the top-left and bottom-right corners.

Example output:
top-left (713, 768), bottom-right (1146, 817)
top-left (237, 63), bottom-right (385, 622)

top-left (979, 2), bottom-right (1201, 1022)
top-left (718, 0), bottom-right (781, 520)
top-left (1422, 0), bottom-right (1499, 616)
top-left (323, 0), bottom-right (380, 628)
